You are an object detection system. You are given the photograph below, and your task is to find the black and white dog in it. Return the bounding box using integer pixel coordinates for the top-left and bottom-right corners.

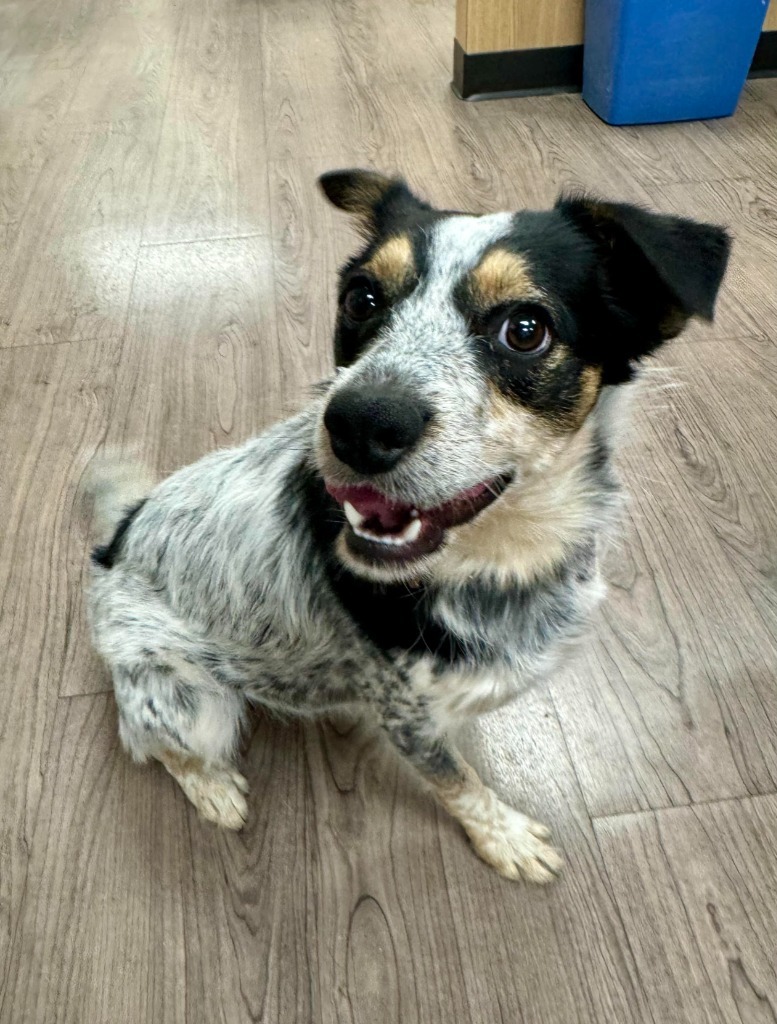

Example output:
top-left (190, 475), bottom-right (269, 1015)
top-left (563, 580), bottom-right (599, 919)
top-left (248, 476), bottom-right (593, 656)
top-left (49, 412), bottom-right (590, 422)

top-left (86, 170), bottom-right (729, 882)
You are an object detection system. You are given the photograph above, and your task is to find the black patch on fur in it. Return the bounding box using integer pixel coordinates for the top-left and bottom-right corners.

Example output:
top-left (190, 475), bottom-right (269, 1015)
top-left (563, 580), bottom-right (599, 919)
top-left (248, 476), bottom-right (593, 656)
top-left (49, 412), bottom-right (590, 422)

top-left (332, 219), bottom-right (443, 367)
top-left (291, 461), bottom-right (599, 670)
top-left (91, 500), bottom-right (147, 569)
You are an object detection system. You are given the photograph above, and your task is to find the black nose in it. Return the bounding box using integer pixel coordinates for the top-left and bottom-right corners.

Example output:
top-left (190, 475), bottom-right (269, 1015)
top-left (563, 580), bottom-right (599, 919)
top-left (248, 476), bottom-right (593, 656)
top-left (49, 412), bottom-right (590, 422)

top-left (324, 385), bottom-right (431, 475)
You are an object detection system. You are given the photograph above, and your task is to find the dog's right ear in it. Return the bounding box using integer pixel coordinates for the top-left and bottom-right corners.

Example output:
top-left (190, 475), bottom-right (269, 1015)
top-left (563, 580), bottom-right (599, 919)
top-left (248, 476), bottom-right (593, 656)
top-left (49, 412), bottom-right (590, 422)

top-left (556, 194), bottom-right (730, 350)
top-left (318, 169), bottom-right (431, 236)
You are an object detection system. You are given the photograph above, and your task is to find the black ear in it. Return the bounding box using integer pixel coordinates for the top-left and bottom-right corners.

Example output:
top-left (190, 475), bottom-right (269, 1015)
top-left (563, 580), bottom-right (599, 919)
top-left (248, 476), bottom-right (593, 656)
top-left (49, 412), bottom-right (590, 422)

top-left (556, 194), bottom-right (730, 365)
top-left (318, 168), bottom-right (432, 236)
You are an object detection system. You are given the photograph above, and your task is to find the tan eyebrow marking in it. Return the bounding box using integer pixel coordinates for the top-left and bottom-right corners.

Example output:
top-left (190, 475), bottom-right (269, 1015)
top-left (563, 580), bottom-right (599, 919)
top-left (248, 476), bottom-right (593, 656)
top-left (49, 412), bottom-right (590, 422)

top-left (469, 248), bottom-right (540, 307)
top-left (363, 234), bottom-right (415, 292)
top-left (574, 364), bottom-right (602, 423)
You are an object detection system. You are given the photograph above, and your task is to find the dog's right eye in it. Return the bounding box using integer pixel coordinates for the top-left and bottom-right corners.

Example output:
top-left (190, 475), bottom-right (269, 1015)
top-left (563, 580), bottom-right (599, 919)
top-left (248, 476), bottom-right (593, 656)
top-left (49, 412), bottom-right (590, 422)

top-left (342, 276), bottom-right (382, 324)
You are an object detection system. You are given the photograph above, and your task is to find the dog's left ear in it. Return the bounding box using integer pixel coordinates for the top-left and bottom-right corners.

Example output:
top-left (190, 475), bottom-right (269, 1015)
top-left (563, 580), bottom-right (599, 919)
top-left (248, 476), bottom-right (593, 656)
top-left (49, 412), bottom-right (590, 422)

top-left (557, 194), bottom-right (730, 363)
top-left (318, 168), bottom-right (431, 236)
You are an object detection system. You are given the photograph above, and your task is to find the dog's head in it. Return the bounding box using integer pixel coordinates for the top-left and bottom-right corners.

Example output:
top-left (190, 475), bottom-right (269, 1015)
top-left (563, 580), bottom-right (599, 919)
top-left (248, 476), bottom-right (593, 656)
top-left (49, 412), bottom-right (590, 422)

top-left (315, 169), bottom-right (730, 583)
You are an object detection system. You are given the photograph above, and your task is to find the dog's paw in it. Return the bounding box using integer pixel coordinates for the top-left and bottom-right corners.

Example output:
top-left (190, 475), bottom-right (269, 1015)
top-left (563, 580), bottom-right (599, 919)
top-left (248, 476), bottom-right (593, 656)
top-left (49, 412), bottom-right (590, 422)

top-left (465, 805), bottom-right (563, 883)
top-left (181, 766), bottom-right (249, 831)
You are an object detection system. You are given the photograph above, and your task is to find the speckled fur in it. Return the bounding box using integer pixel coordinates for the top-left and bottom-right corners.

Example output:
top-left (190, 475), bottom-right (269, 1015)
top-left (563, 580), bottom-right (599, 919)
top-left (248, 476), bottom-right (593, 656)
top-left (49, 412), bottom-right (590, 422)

top-left (87, 393), bottom-right (611, 880)
top-left (85, 172), bottom-right (729, 881)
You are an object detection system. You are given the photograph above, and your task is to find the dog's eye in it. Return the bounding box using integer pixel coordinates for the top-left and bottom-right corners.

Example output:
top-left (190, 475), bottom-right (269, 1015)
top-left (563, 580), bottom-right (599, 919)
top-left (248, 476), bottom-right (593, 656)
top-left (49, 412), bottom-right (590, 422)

top-left (497, 311), bottom-right (552, 355)
top-left (342, 276), bottom-right (382, 323)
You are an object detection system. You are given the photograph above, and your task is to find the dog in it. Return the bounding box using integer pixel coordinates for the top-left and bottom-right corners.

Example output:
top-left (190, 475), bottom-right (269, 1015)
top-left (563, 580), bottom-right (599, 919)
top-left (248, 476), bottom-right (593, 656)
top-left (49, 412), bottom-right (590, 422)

top-left (85, 170), bottom-right (729, 882)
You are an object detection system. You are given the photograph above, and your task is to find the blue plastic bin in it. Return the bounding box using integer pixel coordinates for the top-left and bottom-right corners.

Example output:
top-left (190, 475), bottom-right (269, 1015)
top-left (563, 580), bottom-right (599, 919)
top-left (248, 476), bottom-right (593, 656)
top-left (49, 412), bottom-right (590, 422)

top-left (582, 0), bottom-right (769, 125)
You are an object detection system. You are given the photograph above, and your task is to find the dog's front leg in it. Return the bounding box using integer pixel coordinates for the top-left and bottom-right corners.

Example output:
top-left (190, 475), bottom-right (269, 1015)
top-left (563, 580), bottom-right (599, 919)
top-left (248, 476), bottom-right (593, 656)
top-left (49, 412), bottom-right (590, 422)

top-left (378, 701), bottom-right (563, 883)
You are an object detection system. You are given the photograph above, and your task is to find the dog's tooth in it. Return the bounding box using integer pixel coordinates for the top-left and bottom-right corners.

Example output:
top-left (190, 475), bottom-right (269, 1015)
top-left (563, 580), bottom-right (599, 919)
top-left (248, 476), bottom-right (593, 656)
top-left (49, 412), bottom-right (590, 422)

top-left (353, 525), bottom-right (392, 544)
top-left (403, 517), bottom-right (422, 542)
top-left (349, 510), bottom-right (424, 547)
top-left (343, 501), bottom-right (366, 530)
top-left (363, 517), bottom-right (423, 546)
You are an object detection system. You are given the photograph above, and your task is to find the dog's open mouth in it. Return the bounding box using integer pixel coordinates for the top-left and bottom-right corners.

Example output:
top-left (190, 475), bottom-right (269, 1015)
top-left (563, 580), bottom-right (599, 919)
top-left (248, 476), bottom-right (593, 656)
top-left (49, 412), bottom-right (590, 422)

top-left (326, 474), bottom-right (512, 565)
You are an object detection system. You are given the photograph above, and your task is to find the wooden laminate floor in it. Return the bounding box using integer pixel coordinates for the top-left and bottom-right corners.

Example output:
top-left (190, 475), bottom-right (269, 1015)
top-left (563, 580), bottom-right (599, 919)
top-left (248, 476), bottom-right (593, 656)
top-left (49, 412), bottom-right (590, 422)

top-left (2, 0), bottom-right (777, 1020)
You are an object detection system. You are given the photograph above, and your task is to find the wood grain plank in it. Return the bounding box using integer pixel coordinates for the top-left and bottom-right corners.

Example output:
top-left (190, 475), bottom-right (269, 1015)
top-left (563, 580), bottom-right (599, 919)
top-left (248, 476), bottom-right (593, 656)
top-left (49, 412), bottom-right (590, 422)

top-left (177, 713), bottom-right (318, 1024)
top-left (0, 0), bottom-right (161, 249)
top-left (642, 338), bottom-right (777, 637)
top-left (695, 82), bottom-right (777, 184)
top-left (292, 716), bottom-right (476, 1024)
top-left (282, 690), bottom-right (657, 1023)
top-left (471, 91), bottom-right (767, 213)
top-left (255, 691), bottom-right (652, 1024)
top-left (259, 8), bottom-right (478, 169)
top-left (0, 121), bottom-right (153, 347)
top-left (552, 361), bottom-right (777, 816)
top-left (348, 82), bottom-right (550, 207)
top-left (108, 236), bottom-right (283, 470)
top-left (0, 695), bottom-right (189, 1024)
top-left (750, 78), bottom-right (777, 116)
top-left (142, 0), bottom-right (270, 244)
top-left (0, 338), bottom-right (119, 1005)
top-left (595, 796), bottom-right (777, 1024)
top-left (2, 692), bottom-right (329, 1024)
top-left (0, 65), bottom-right (82, 250)
top-left (63, 0), bottom-right (181, 127)
top-left (0, 0), bottom-right (179, 347)
top-left (326, 0), bottom-right (450, 89)
top-left (258, 0), bottom-right (361, 166)
top-left (0, 0), bottom-right (105, 69)
top-left (463, 95), bottom-right (653, 204)
top-left (261, 70), bottom-right (554, 199)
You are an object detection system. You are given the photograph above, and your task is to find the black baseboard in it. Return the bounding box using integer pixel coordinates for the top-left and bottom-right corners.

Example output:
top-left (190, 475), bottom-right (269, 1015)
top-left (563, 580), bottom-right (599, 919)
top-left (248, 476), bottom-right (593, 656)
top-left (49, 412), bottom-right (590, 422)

top-left (751, 29), bottom-right (777, 76)
top-left (453, 31), bottom-right (777, 101)
top-left (453, 39), bottom-right (583, 100)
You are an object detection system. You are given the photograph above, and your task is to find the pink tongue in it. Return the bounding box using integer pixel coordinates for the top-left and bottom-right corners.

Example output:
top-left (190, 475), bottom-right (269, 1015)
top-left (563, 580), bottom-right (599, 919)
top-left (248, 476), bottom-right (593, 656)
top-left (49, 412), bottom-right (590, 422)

top-left (327, 484), bottom-right (413, 531)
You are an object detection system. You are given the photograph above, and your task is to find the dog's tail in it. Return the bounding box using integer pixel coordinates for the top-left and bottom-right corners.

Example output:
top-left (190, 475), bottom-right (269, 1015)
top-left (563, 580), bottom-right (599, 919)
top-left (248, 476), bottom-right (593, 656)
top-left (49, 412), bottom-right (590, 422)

top-left (83, 450), bottom-right (156, 543)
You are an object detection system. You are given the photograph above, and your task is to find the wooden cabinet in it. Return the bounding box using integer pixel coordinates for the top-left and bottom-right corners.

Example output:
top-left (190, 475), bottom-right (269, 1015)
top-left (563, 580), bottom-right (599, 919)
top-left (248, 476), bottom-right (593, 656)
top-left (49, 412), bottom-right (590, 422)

top-left (455, 0), bottom-right (777, 54)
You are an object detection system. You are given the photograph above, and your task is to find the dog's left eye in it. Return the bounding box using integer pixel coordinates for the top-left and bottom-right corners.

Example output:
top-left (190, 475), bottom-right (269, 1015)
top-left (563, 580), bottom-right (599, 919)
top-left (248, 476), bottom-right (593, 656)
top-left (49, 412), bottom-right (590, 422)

top-left (497, 312), bottom-right (553, 355)
top-left (342, 276), bottom-right (382, 324)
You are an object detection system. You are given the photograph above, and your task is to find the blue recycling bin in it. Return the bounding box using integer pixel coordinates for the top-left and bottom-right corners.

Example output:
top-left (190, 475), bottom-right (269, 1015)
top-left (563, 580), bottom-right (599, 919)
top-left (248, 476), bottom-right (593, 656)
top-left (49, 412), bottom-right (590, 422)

top-left (582, 0), bottom-right (769, 125)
